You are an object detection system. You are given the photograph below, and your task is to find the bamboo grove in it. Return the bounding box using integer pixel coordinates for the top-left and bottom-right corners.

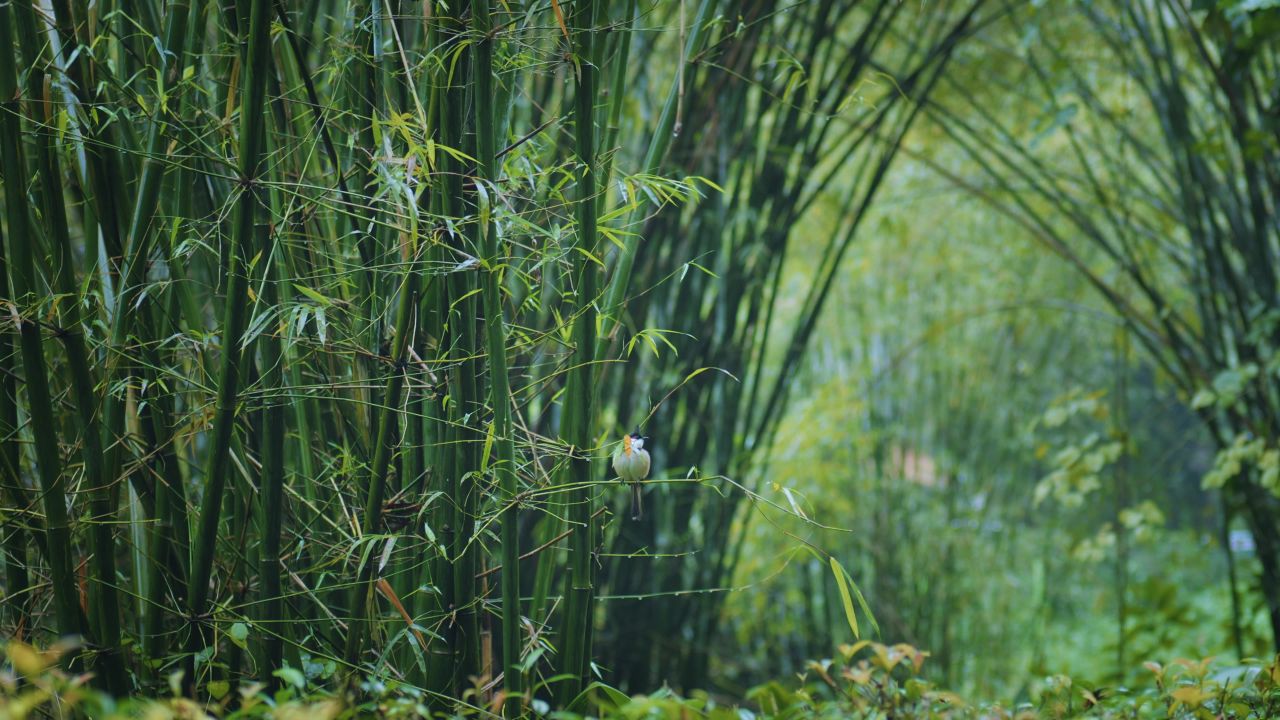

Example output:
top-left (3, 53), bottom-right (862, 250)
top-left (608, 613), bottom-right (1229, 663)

top-left (926, 0), bottom-right (1280, 652)
top-left (0, 0), bottom-right (989, 712)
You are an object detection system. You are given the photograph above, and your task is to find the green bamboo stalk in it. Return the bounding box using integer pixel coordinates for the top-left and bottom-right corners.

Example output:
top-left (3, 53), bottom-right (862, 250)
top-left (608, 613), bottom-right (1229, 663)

top-left (470, 0), bottom-right (523, 708)
top-left (0, 0), bottom-right (83, 649)
top-left (596, 0), bottom-right (718, 351)
top-left (345, 0), bottom-right (380, 291)
top-left (223, 400), bottom-right (254, 686)
top-left (341, 251), bottom-right (420, 668)
top-left (0, 222), bottom-right (30, 631)
top-left (346, 0), bottom-right (382, 448)
top-left (138, 66), bottom-right (205, 664)
top-left (12, 0), bottom-right (131, 692)
top-left (419, 79), bottom-right (458, 706)
top-left (434, 5), bottom-right (482, 693)
top-left (595, 0), bottom-right (638, 214)
top-left (262, 34), bottom-right (340, 662)
top-left (139, 347), bottom-right (189, 671)
top-left (338, 13), bottom-right (428, 647)
top-left (560, 0), bottom-right (603, 706)
top-left (439, 225), bottom-right (482, 690)
top-left (101, 0), bottom-right (195, 499)
top-left (268, 6), bottom-right (348, 631)
top-left (258, 260), bottom-right (287, 684)
top-left (424, 379), bottom-right (458, 700)
top-left (339, 0), bottom-right (440, 674)
top-left (186, 0), bottom-right (273, 673)
top-left (247, 100), bottom-right (292, 682)
top-left (45, 0), bottom-right (132, 270)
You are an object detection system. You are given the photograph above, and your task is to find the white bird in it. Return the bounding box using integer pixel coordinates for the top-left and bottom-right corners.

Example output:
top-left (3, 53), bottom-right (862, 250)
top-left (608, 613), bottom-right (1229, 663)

top-left (612, 433), bottom-right (651, 520)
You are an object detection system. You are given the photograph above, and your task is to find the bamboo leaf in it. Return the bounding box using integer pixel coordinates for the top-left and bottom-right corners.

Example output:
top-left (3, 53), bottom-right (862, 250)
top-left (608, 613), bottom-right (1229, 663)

top-left (293, 283), bottom-right (335, 307)
top-left (829, 556), bottom-right (859, 639)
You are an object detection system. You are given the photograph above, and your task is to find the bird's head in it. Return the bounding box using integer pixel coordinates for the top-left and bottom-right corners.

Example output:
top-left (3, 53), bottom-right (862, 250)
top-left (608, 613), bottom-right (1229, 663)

top-left (629, 432), bottom-right (647, 452)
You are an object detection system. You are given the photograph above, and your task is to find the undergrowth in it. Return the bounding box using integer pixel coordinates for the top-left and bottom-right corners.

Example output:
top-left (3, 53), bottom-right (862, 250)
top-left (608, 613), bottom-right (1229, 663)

top-left (5, 639), bottom-right (1279, 719)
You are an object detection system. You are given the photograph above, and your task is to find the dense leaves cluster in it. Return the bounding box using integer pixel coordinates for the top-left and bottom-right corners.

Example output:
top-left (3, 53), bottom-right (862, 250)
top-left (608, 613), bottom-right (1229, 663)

top-left (9, 639), bottom-right (1280, 719)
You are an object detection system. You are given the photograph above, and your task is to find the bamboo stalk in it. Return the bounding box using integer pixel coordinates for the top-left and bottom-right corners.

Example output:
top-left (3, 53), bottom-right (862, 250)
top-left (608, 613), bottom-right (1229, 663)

top-left (0, 0), bottom-right (84, 652)
top-left (99, 0), bottom-right (195, 445)
top-left (341, 245), bottom-right (420, 668)
top-left (44, 0), bottom-right (131, 270)
top-left (340, 0), bottom-right (428, 656)
top-left (185, 0), bottom-right (274, 678)
top-left (418, 11), bottom-right (456, 691)
top-left (469, 0), bottom-right (523, 709)
top-left (0, 222), bottom-right (30, 632)
top-left (12, 0), bottom-right (132, 691)
top-left (139, 342), bottom-right (189, 671)
top-left (433, 4), bottom-right (482, 694)
top-left (249, 110), bottom-right (295, 682)
top-left (560, 0), bottom-right (602, 706)
top-left (595, 0), bottom-right (718, 352)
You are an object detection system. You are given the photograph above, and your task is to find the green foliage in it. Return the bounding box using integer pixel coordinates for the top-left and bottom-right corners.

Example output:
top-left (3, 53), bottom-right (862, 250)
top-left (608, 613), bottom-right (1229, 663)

top-left (930, 0), bottom-right (1280, 659)
top-left (1202, 436), bottom-right (1280, 493)
top-left (0, 639), bottom-right (344, 719)
top-left (1, 0), bottom-right (1275, 713)
top-left (14, 638), bottom-right (1280, 719)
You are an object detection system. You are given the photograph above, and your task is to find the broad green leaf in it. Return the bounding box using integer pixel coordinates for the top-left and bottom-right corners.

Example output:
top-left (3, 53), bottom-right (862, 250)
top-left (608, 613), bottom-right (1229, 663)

top-left (208, 680), bottom-right (230, 699)
top-left (275, 666), bottom-right (306, 690)
top-left (228, 622), bottom-right (250, 650)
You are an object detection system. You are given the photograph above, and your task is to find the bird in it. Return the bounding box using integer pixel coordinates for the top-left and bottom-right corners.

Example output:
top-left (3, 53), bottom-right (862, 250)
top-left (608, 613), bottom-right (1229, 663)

top-left (612, 432), bottom-right (651, 520)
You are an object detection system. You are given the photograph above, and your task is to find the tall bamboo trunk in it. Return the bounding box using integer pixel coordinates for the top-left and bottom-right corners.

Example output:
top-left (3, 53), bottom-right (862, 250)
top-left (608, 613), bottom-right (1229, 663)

top-left (185, 0), bottom-right (274, 685)
top-left (559, 0), bottom-right (602, 706)
top-left (469, 0), bottom-right (524, 710)
top-left (0, 0), bottom-right (86, 663)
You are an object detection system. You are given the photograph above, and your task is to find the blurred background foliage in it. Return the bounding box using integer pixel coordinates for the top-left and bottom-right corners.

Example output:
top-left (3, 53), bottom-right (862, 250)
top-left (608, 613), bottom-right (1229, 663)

top-left (712, 0), bottom-right (1280, 704)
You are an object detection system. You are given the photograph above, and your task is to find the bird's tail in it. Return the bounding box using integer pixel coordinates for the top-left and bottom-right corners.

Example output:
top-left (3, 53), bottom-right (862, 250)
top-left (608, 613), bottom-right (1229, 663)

top-left (630, 483), bottom-right (643, 521)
